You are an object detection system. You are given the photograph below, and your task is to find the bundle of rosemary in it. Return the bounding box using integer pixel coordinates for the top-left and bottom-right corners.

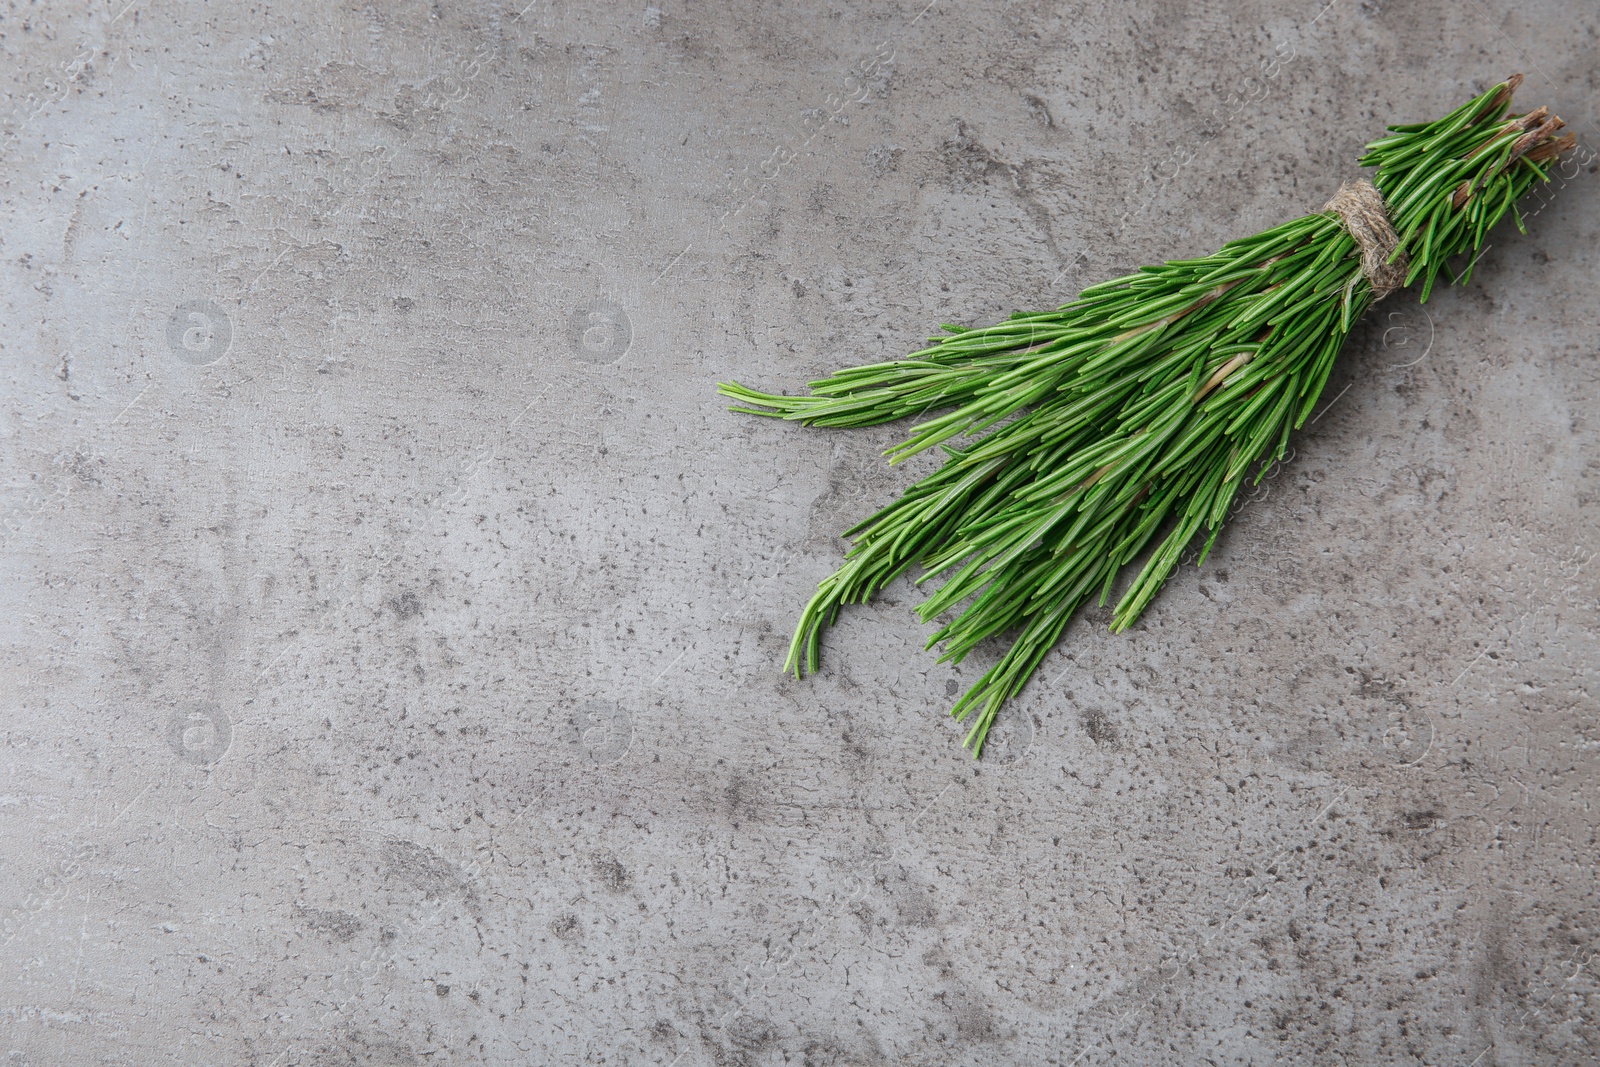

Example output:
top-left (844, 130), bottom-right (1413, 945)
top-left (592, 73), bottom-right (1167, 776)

top-left (720, 75), bottom-right (1573, 755)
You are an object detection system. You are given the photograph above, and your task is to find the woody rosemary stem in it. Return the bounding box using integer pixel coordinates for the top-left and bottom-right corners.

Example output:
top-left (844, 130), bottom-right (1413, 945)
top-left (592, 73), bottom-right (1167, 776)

top-left (718, 74), bottom-right (1574, 757)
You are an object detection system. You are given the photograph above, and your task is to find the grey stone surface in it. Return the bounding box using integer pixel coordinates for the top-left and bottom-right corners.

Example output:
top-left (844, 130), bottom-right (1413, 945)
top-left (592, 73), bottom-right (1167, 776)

top-left (2, 1), bottom-right (1597, 1064)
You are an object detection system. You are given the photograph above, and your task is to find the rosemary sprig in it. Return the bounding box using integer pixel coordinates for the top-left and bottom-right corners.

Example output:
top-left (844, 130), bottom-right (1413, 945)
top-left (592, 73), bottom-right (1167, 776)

top-left (720, 74), bottom-right (1573, 755)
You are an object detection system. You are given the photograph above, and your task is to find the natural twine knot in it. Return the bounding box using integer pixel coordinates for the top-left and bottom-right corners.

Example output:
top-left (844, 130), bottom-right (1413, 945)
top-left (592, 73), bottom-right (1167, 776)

top-left (1323, 178), bottom-right (1408, 302)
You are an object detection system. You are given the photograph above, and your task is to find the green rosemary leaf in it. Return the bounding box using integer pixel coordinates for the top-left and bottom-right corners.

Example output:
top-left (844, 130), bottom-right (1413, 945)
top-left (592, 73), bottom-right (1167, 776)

top-left (720, 74), bottom-right (1572, 756)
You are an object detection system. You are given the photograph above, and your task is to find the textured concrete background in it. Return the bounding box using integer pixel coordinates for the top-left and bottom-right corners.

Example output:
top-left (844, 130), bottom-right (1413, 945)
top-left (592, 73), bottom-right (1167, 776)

top-left (2, 0), bottom-right (1597, 1063)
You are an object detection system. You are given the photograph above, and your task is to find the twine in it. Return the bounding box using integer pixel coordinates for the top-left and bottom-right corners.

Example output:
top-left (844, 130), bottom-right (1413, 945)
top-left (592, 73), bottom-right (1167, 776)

top-left (1323, 178), bottom-right (1407, 302)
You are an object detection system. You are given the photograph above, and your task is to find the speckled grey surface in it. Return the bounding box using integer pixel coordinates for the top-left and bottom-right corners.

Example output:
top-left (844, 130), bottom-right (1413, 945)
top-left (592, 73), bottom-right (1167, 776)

top-left (2, 1), bottom-right (1598, 1064)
